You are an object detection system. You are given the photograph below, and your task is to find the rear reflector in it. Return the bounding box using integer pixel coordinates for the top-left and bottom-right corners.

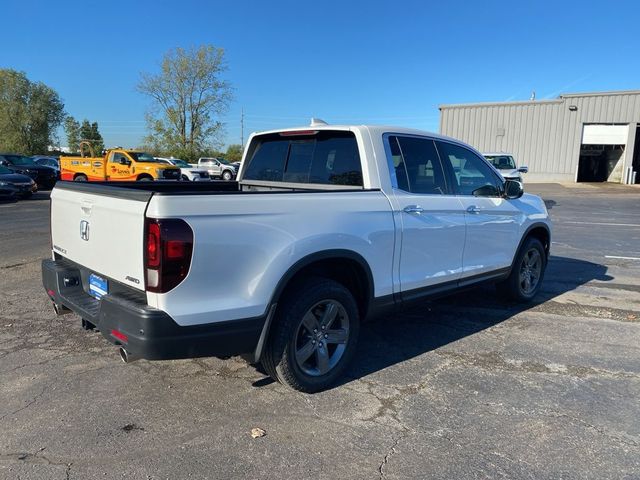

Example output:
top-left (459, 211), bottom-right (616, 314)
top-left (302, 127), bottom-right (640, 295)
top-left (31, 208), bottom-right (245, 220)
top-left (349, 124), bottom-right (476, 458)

top-left (111, 329), bottom-right (128, 343)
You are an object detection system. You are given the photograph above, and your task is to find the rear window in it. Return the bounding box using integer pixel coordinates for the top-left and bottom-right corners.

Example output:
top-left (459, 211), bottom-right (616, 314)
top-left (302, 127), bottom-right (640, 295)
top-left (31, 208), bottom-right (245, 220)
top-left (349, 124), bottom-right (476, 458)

top-left (243, 131), bottom-right (363, 187)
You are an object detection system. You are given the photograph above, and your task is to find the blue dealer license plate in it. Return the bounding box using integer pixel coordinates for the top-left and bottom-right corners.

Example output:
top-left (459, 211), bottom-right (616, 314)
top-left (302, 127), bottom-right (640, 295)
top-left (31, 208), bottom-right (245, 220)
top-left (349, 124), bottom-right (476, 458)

top-left (89, 274), bottom-right (108, 299)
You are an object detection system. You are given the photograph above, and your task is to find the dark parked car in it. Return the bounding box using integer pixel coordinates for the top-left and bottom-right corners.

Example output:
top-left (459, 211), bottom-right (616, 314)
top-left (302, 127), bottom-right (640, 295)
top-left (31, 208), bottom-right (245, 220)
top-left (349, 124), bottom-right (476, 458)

top-left (32, 156), bottom-right (60, 173)
top-left (0, 153), bottom-right (57, 189)
top-left (0, 165), bottom-right (38, 198)
top-left (0, 179), bottom-right (19, 200)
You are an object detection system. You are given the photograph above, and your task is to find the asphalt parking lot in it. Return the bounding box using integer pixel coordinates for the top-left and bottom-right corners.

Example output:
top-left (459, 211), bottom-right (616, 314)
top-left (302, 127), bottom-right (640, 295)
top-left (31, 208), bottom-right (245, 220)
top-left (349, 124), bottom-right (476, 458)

top-left (1, 184), bottom-right (639, 479)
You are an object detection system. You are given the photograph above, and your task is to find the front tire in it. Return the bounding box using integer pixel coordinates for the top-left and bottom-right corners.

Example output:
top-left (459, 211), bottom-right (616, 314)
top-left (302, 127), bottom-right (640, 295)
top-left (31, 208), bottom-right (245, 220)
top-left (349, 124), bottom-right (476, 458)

top-left (498, 237), bottom-right (546, 302)
top-left (222, 170), bottom-right (233, 181)
top-left (73, 174), bottom-right (87, 182)
top-left (261, 277), bottom-right (360, 392)
top-left (138, 175), bottom-right (153, 182)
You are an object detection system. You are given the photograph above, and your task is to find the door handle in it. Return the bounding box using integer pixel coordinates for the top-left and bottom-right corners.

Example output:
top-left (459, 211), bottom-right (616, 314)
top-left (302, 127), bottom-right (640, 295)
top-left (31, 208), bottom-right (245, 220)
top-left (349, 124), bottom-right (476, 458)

top-left (403, 205), bottom-right (424, 214)
top-left (466, 205), bottom-right (481, 214)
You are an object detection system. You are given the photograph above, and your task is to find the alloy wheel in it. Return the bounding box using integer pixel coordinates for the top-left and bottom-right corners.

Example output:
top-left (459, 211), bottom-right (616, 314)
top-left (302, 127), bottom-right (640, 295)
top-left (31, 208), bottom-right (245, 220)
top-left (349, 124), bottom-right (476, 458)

top-left (293, 299), bottom-right (349, 377)
top-left (519, 248), bottom-right (542, 294)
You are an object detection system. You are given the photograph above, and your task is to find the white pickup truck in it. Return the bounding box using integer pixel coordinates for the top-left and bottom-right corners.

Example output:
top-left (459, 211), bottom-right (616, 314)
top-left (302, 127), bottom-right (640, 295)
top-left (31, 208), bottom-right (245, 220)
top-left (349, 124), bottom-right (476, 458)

top-left (42, 122), bottom-right (551, 392)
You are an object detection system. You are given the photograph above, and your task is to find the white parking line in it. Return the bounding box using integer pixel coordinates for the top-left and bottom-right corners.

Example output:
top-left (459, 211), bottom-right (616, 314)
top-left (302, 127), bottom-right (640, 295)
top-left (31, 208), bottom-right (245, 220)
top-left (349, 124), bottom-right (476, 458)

top-left (565, 221), bottom-right (640, 227)
top-left (605, 255), bottom-right (640, 261)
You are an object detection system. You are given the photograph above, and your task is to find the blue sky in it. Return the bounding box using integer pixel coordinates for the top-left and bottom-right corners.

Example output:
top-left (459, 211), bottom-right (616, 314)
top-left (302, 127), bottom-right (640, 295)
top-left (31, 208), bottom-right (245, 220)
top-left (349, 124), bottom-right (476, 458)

top-left (2, 0), bottom-right (639, 149)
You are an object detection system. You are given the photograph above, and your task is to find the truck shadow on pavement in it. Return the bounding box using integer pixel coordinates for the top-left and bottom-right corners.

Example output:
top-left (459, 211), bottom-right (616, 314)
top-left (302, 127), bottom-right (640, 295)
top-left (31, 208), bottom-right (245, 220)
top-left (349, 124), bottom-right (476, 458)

top-left (338, 255), bottom-right (613, 386)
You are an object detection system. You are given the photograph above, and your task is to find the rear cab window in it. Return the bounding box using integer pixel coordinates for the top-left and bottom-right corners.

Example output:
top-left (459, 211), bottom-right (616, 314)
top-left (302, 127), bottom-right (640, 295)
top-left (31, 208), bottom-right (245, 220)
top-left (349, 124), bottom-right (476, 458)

top-left (243, 130), bottom-right (364, 188)
top-left (386, 135), bottom-right (450, 195)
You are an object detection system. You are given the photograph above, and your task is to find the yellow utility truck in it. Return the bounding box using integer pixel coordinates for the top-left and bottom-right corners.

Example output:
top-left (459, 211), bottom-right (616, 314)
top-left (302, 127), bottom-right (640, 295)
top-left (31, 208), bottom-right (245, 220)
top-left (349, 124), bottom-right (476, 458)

top-left (60, 142), bottom-right (180, 182)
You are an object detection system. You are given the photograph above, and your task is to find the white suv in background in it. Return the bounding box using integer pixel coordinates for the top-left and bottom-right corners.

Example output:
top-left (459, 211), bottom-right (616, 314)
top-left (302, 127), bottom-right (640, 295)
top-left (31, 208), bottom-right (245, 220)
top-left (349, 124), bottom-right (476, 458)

top-left (483, 153), bottom-right (528, 183)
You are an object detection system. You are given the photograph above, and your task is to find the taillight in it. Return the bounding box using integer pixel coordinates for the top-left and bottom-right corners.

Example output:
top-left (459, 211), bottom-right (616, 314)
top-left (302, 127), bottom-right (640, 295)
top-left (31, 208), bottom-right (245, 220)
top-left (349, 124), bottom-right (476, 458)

top-left (147, 223), bottom-right (160, 267)
top-left (144, 218), bottom-right (193, 293)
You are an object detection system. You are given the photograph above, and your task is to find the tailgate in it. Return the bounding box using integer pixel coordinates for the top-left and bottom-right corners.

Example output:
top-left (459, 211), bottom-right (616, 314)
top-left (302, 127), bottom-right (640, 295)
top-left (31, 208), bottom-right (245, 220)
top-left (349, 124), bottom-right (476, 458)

top-left (50, 183), bottom-right (153, 291)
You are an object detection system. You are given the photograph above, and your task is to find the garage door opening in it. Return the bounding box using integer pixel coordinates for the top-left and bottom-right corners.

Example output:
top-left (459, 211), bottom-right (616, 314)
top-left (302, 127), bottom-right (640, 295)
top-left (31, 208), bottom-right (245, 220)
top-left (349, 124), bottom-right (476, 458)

top-left (632, 126), bottom-right (640, 184)
top-left (578, 124), bottom-right (628, 182)
top-left (578, 145), bottom-right (625, 182)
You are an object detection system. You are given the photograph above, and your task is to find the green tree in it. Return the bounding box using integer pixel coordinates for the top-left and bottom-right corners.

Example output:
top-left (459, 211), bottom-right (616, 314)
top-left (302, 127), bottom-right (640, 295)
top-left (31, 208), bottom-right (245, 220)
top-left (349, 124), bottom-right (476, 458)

top-left (79, 119), bottom-right (104, 154)
top-left (137, 45), bottom-right (232, 161)
top-left (64, 116), bottom-right (81, 152)
top-left (225, 144), bottom-right (243, 162)
top-left (0, 69), bottom-right (65, 154)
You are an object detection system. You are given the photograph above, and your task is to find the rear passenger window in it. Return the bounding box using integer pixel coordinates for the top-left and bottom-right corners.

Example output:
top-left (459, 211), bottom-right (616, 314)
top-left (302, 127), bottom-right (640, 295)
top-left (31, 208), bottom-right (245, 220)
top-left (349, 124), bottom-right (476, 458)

top-left (243, 131), bottom-right (363, 187)
top-left (435, 141), bottom-right (502, 197)
top-left (387, 136), bottom-right (449, 195)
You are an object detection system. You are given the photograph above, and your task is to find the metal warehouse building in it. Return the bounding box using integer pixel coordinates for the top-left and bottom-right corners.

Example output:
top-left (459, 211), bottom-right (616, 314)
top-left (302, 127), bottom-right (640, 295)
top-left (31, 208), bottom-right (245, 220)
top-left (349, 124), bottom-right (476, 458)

top-left (439, 90), bottom-right (640, 183)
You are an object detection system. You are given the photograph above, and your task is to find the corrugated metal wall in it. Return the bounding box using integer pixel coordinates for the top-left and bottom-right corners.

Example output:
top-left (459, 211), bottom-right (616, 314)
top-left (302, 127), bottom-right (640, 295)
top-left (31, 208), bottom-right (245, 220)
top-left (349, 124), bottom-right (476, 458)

top-left (440, 92), bottom-right (640, 182)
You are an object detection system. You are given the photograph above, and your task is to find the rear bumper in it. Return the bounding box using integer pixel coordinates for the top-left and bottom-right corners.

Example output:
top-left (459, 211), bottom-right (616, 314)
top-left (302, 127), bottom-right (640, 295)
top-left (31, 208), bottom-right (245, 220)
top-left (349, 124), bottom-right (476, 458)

top-left (42, 258), bottom-right (264, 360)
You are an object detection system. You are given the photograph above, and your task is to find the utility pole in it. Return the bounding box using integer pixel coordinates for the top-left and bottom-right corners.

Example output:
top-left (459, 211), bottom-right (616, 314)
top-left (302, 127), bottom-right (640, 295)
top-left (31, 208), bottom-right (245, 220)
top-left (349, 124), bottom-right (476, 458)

top-left (240, 107), bottom-right (244, 147)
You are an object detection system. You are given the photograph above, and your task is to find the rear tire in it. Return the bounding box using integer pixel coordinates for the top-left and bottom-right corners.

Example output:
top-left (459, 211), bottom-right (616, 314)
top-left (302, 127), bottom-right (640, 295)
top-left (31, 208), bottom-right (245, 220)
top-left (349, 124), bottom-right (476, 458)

top-left (73, 174), bottom-right (87, 182)
top-left (497, 237), bottom-right (546, 302)
top-left (261, 277), bottom-right (360, 393)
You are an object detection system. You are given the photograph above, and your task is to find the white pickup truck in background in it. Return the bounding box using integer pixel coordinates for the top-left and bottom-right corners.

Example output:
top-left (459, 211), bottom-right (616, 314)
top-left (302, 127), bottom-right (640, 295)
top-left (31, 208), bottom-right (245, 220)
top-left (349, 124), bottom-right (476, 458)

top-left (42, 122), bottom-right (551, 392)
top-left (483, 152), bottom-right (529, 183)
top-left (197, 157), bottom-right (237, 180)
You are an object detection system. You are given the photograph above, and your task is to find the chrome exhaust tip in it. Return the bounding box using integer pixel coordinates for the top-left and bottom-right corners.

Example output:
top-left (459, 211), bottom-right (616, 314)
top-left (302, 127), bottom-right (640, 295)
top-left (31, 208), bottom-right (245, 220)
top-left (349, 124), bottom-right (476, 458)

top-left (119, 347), bottom-right (139, 364)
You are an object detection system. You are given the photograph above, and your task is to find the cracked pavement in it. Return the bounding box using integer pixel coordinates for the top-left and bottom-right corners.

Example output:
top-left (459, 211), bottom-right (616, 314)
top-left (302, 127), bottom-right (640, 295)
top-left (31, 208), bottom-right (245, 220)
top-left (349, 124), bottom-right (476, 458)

top-left (1, 184), bottom-right (639, 479)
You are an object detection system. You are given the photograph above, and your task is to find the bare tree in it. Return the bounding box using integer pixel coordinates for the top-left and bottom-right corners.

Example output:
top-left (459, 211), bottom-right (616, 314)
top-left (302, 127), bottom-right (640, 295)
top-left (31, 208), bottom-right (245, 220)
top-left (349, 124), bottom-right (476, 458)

top-left (137, 45), bottom-right (232, 160)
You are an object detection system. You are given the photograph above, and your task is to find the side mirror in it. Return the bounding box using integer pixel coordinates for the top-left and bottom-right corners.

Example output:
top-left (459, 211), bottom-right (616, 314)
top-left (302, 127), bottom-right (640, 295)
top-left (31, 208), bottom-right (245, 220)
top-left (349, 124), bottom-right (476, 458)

top-left (504, 179), bottom-right (524, 199)
top-left (517, 166), bottom-right (529, 174)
